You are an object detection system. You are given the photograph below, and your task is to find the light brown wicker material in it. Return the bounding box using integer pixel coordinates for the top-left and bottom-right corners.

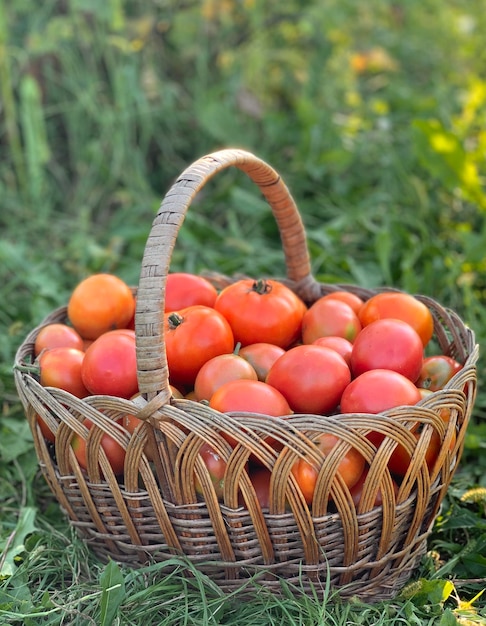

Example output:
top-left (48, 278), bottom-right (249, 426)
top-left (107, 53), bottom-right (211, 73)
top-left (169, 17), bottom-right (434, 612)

top-left (14, 149), bottom-right (478, 601)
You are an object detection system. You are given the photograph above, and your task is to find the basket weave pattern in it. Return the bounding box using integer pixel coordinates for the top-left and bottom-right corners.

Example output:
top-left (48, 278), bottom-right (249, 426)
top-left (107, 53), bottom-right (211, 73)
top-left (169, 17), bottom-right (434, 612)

top-left (14, 149), bottom-right (478, 601)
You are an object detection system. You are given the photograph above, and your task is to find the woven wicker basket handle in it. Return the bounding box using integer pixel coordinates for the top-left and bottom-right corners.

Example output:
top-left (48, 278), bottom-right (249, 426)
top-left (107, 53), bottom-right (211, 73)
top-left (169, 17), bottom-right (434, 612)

top-left (135, 148), bottom-right (313, 405)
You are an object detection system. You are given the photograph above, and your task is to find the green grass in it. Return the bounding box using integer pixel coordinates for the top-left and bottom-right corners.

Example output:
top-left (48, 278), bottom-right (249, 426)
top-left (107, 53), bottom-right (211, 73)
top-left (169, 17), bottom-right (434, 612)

top-left (1, 0), bottom-right (486, 623)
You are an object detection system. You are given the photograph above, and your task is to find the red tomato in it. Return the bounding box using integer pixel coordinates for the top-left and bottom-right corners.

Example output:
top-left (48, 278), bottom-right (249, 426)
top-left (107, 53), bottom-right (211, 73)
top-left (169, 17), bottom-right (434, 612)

top-left (195, 442), bottom-right (228, 500)
top-left (165, 273), bottom-right (218, 312)
top-left (239, 467), bottom-right (272, 509)
top-left (164, 305), bottom-right (234, 387)
top-left (320, 290), bottom-right (365, 314)
top-left (350, 318), bottom-right (424, 382)
top-left (214, 278), bottom-right (306, 348)
top-left (312, 336), bottom-right (353, 366)
top-left (71, 421), bottom-right (126, 476)
top-left (39, 347), bottom-right (90, 398)
top-left (35, 323), bottom-right (84, 356)
top-left (266, 344), bottom-right (351, 414)
top-left (291, 433), bottom-right (365, 505)
top-left (209, 379), bottom-right (292, 416)
top-left (349, 466), bottom-right (399, 509)
top-left (238, 343), bottom-right (286, 381)
top-left (415, 355), bottom-right (463, 391)
top-left (340, 369), bottom-right (422, 414)
top-left (372, 427), bottom-right (457, 478)
top-left (36, 413), bottom-right (56, 444)
top-left (358, 292), bottom-right (434, 347)
top-left (194, 353), bottom-right (258, 401)
top-left (81, 330), bottom-right (138, 398)
top-left (67, 273), bottom-right (135, 340)
top-left (302, 298), bottom-right (362, 344)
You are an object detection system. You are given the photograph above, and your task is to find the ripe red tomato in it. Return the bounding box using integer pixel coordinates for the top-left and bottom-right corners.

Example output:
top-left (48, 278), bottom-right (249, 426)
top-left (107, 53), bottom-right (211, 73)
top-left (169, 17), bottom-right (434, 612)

top-left (266, 345), bottom-right (351, 414)
top-left (194, 353), bottom-right (258, 401)
top-left (214, 278), bottom-right (306, 348)
top-left (320, 290), bottom-right (365, 314)
top-left (340, 369), bottom-right (422, 414)
top-left (36, 413), bottom-right (56, 444)
top-left (415, 355), bottom-right (463, 391)
top-left (239, 467), bottom-right (272, 509)
top-left (71, 420), bottom-right (126, 476)
top-left (373, 427), bottom-right (457, 478)
top-left (35, 323), bottom-right (84, 356)
top-left (39, 347), bottom-right (90, 398)
top-left (238, 343), bottom-right (286, 382)
top-left (67, 273), bottom-right (135, 340)
top-left (312, 336), bottom-right (353, 366)
top-left (301, 298), bottom-right (362, 344)
top-left (350, 318), bottom-right (424, 381)
top-left (349, 466), bottom-right (399, 509)
top-left (81, 330), bottom-right (138, 398)
top-left (358, 292), bottom-right (434, 347)
top-left (291, 433), bottom-right (365, 505)
top-left (164, 272), bottom-right (218, 312)
top-left (195, 442), bottom-right (228, 500)
top-left (209, 379), bottom-right (292, 416)
top-left (164, 305), bottom-right (234, 387)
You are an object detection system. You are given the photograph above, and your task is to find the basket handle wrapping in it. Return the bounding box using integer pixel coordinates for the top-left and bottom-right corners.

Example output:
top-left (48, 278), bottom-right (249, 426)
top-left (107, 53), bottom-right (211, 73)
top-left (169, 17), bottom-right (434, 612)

top-left (135, 149), bottom-right (314, 405)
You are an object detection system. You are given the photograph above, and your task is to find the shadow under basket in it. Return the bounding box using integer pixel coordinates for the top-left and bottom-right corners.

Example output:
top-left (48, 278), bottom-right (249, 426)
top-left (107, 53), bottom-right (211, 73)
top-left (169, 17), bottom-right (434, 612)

top-left (14, 149), bottom-right (478, 602)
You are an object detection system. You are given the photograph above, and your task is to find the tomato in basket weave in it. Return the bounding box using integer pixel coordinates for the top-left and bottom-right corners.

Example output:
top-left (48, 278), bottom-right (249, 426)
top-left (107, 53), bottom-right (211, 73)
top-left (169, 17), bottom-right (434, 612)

top-left (34, 323), bottom-right (84, 356)
top-left (291, 433), bottom-right (365, 505)
top-left (415, 355), bottom-right (463, 391)
top-left (39, 347), bottom-right (90, 398)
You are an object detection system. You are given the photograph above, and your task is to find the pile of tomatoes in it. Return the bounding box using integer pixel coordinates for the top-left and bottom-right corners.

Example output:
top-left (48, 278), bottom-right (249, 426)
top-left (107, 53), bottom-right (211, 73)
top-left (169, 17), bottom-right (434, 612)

top-left (32, 272), bottom-right (463, 510)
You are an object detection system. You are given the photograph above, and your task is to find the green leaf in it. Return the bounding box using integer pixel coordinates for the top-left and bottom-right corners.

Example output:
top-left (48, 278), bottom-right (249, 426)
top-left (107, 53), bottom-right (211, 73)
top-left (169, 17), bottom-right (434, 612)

top-left (0, 417), bottom-right (33, 463)
top-left (438, 608), bottom-right (459, 626)
top-left (99, 560), bottom-right (126, 626)
top-left (0, 507), bottom-right (37, 579)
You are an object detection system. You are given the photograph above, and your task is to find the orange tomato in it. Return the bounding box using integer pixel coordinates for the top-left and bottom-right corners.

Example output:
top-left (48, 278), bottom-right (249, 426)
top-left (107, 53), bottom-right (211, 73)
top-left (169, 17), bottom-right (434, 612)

top-left (67, 273), bottom-right (135, 340)
top-left (358, 292), bottom-right (434, 347)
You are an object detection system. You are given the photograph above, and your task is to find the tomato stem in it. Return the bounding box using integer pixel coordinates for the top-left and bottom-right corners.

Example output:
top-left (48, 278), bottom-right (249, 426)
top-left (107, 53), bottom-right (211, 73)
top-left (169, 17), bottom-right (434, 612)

top-left (233, 342), bottom-right (241, 355)
top-left (167, 312), bottom-right (184, 329)
top-left (252, 279), bottom-right (272, 295)
top-left (13, 362), bottom-right (40, 376)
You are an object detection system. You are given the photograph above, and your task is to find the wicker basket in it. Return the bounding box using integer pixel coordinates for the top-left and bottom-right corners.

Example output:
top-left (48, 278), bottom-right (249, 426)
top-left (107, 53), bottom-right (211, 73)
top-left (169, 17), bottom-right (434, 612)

top-left (14, 149), bottom-right (478, 602)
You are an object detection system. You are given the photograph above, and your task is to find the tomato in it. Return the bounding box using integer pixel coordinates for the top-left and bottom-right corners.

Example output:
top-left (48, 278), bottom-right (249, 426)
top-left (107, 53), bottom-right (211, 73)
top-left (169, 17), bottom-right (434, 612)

top-left (266, 345), bottom-right (351, 414)
top-left (67, 273), bottom-right (135, 340)
top-left (195, 442), bottom-right (228, 500)
top-left (350, 318), bottom-right (424, 381)
top-left (349, 466), bottom-right (399, 509)
top-left (238, 343), bottom-right (286, 381)
top-left (320, 290), bottom-right (365, 314)
top-left (301, 298), bottom-right (362, 344)
top-left (415, 355), bottom-right (463, 391)
top-left (340, 369), bottom-right (422, 414)
top-left (39, 347), bottom-right (90, 398)
top-left (214, 278), bottom-right (306, 348)
top-left (358, 292), bottom-right (434, 347)
top-left (36, 413), bottom-right (56, 444)
top-left (164, 305), bottom-right (234, 387)
top-left (194, 353), bottom-right (258, 401)
top-left (81, 330), bottom-right (138, 398)
top-left (34, 323), bottom-right (84, 356)
top-left (71, 419), bottom-right (126, 476)
top-left (165, 272), bottom-right (218, 312)
top-left (311, 336), bottom-right (353, 366)
top-left (291, 433), bottom-right (365, 505)
top-left (209, 379), bottom-right (292, 416)
top-left (374, 427), bottom-right (457, 478)
top-left (239, 467), bottom-right (272, 509)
